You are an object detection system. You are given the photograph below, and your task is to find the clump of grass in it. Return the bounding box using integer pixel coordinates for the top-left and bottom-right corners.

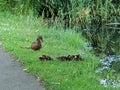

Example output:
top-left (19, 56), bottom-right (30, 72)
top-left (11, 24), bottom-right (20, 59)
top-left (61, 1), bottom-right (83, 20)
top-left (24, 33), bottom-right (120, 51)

top-left (0, 12), bottom-right (120, 90)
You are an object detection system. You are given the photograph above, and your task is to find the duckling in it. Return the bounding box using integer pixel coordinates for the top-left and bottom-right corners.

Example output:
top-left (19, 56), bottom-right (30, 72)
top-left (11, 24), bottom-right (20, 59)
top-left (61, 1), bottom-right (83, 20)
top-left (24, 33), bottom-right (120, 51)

top-left (57, 54), bottom-right (83, 61)
top-left (39, 55), bottom-right (53, 61)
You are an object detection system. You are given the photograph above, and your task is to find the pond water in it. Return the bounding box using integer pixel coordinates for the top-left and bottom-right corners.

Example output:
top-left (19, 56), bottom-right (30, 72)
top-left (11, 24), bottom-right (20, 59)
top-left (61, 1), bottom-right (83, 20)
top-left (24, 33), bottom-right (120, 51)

top-left (83, 24), bottom-right (120, 88)
top-left (83, 24), bottom-right (120, 55)
top-left (96, 55), bottom-right (120, 88)
top-left (100, 79), bottom-right (120, 88)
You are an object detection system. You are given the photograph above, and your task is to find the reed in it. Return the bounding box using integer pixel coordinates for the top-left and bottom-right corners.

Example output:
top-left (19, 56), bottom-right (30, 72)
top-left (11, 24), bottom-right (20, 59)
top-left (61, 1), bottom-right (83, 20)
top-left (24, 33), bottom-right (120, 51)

top-left (0, 0), bottom-right (119, 24)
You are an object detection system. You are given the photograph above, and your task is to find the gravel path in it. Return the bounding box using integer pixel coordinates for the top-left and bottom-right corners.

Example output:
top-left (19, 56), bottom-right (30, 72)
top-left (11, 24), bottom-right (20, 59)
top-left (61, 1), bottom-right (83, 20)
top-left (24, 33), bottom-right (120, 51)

top-left (0, 46), bottom-right (45, 90)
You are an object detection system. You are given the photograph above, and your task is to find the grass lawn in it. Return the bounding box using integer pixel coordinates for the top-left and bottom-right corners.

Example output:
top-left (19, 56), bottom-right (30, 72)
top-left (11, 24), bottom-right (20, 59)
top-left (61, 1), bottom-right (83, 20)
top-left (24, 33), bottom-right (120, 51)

top-left (0, 12), bottom-right (119, 90)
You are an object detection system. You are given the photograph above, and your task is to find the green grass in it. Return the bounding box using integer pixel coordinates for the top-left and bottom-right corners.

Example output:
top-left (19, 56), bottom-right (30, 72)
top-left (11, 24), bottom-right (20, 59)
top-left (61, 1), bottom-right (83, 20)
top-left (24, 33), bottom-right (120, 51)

top-left (0, 12), bottom-right (119, 90)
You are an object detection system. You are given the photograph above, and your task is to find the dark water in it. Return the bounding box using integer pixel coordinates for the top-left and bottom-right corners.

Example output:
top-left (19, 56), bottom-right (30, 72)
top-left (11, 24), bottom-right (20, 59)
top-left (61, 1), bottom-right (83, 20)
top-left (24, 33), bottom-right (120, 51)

top-left (83, 24), bottom-right (120, 55)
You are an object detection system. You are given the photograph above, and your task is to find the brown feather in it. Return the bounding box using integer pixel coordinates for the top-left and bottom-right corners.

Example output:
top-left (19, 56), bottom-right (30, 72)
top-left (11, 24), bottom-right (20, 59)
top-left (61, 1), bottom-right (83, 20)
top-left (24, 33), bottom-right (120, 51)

top-left (31, 36), bottom-right (43, 51)
top-left (20, 36), bottom-right (43, 51)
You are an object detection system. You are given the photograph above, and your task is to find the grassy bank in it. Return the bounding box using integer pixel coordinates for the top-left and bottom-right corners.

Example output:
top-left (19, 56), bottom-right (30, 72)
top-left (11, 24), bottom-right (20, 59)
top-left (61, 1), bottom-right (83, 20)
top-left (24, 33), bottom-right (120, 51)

top-left (1, 0), bottom-right (120, 55)
top-left (0, 12), bottom-right (119, 90)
